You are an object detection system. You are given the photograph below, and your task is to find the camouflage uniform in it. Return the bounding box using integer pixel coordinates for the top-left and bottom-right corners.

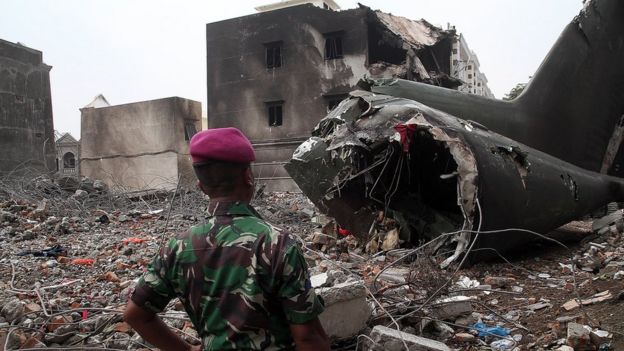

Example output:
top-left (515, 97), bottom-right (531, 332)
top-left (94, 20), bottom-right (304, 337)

top-left (131, 201), bottom-right (324, 350)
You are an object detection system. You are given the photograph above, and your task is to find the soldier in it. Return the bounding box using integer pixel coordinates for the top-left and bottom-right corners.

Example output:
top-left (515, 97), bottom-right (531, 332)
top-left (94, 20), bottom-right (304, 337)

top-left (123, 127), bottom-right (329, 350)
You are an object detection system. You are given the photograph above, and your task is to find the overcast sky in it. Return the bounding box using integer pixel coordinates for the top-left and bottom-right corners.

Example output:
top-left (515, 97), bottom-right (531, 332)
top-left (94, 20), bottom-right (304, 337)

top-left (0, 0), bottom-right (582, 137)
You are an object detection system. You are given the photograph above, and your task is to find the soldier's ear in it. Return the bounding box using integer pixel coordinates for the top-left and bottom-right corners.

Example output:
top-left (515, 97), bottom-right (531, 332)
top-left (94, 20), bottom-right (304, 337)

top-left (244, 167), bottom-right (254, 187)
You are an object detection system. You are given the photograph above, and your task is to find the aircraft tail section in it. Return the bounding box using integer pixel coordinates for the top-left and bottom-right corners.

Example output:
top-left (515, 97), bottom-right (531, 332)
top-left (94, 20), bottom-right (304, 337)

top-left (515, 0), bottom-right (624, 175)
top-left (369, 0), bottom-right (624, 176)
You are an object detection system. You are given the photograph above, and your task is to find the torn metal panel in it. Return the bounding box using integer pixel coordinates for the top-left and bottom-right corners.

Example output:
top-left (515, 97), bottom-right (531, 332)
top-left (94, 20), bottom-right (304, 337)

top-left (600, 114), bottom-right (624, 174)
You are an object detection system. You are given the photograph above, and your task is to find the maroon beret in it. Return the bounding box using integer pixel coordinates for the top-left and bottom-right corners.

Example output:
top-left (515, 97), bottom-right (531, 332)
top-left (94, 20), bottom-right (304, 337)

top-left (189, 127), bottom-right (255, 164)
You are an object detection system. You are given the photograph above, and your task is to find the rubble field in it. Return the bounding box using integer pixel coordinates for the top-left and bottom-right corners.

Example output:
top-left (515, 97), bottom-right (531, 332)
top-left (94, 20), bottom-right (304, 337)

top-left (0, 177), bottom-right (623, 350)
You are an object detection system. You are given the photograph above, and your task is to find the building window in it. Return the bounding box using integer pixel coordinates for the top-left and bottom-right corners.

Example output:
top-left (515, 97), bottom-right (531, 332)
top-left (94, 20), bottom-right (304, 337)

top-left (265, 41), bottom-right (282, 69)
top-left (184, 122), bottom-right (197, 141)
top-left (452, 49), bottom-right (457, 54)
top-left (467, 65), bottom-right (472, 70)
top-left (477, 82), bottom-right (481, 87)
top-left (468, 74), bottom-right (472, 79)
top-left (266, 101), bottom-right (283, 127)
top-left (324, 94), bottom-right (347, 113)
top-left (63, 152), bottom-right (75, 169)
top-left (452, 59), bottom-right (458, 66)
top-left (324, 32), bottom-right (343, 60)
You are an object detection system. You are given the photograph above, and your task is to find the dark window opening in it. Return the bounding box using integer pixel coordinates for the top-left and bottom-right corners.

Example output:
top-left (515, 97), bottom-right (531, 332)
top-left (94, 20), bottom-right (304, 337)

top-left (477, 82), bottom-right (481, 87)
top-left (452, 49), bottom-right (457, 54)
top-left (267, 102), bottom-right (283, 127)
top-left (324, 94), bottom-right (348, 113)
top-left (265, 41), bottom-right (282, 68)
top-left (368, 26), bottom-right (405, 65)
top-left (63, 152), bottom-right (76, 169)
top-left (452, 59), bottom-right (458, 66)
top-left (468, 74), bottom-right (472, 79)
top-left (467, 65), bottom-right (472, 70)
top-left (184, 123), bottom-right (197, 141)
top-left (324, 32), bottom-right (343, 60)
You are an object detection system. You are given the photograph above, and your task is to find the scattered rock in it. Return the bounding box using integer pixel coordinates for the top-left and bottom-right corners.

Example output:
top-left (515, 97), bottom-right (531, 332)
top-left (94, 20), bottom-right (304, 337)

top-left (454, 332), bottom-right (475, 342)
top-left (317, 281), bottom-right (371, 339)
top-left (72, 189), bottom-right (89, 201)
top-left (381, 228), bottom-right (400, 251)
top-left (368, 325), bottom-right (451, 351)
top-left (1, 299), bottom-right (25, 322)
top-left (566, 322), bottom-right (592, 350)
top-left (484, 276), bottom-right (516, 288)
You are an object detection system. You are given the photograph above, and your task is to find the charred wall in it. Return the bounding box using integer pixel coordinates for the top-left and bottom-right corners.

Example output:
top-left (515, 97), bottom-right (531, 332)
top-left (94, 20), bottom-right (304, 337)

top-left (206, 5), bottom-right (369, 191)
top-left (0, 39), bottom-right (55, 175)
top-left (80, 97), bottom-right (201, 191)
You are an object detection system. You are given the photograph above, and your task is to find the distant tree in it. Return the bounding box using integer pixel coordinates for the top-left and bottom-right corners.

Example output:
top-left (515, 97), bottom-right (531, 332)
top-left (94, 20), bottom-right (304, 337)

top-left (503, 83), bottom-right (527, 101)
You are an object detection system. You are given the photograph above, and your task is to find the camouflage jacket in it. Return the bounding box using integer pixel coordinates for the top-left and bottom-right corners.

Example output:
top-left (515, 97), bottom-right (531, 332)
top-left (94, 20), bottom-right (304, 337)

top-left (131, 201), bottom-right (324, 350)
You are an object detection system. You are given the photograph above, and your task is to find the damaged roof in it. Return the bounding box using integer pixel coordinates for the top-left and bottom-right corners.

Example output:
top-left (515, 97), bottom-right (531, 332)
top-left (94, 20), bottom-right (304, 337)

top-left (371, 10), bottom-right (451, 49)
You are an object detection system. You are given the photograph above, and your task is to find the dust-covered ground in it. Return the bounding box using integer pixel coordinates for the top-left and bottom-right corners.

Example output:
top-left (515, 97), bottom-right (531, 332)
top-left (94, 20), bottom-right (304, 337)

top-left (0, 177), bottom-right (622, 350)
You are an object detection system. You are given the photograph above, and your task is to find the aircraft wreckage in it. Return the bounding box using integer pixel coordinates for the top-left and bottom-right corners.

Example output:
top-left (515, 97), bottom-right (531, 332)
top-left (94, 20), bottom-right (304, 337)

top-left (285, 0), bottom-right (624, 264)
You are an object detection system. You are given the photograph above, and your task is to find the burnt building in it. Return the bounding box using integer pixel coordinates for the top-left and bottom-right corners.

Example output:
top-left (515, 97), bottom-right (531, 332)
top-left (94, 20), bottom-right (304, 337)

top-left (0, 39), bottom-right (55, 175)
top-left (80, 97), bottom-right (201, 191)
top-left (206, 4), bottom-right (476, 191)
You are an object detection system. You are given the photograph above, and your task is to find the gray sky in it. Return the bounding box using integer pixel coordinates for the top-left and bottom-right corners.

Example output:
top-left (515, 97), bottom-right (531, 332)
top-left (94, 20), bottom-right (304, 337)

top-left (0, 0), bottom-right (582, 138)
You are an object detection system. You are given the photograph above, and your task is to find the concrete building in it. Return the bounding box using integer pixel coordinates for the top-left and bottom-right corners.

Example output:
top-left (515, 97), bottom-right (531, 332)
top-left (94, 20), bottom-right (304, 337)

top-left (255, 0), bottom-right (340, 12)
top-left (206, 4), bottom-right (468, 191)
top-left (0, 39), bottom-right (55, 175)
top-left (450, 33), bottom-right (494, 98)
top-left (55, 132), bottom-right (80, 177)
top-left (80, 97), bottom-right (201, 191)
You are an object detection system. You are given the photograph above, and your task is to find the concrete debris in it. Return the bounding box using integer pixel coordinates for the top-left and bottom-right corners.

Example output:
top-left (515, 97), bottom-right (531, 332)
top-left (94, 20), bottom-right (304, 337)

top-left (310, 272), bottom-right (329, 288)
top-left (381, 228), bottom-right (400, 251)
top-left (432, 297), bottom-right (473, 321)
top-left (317, 281), bottom-right (372, 339)
top-left (368, 325), bottom-right (451, 351)
top-left (484, 276), bottom-right (517, 288)
top-left (1, 177), bottom-right (624, 349)
top-left (562, 290), bottom-right (613, 311)
top-left (453, 332), bottom-right (475, 342)
top-left (378, 267), bottom-right (410, 284)
top-left (590, 329), bottom-right (613, 347)
top-left (525, 301), bottom-right (552, 311)
top-left (592, 209), bottom-right (624, 234)
top-left (1, 299), bottom-right (25, 322)
top-left (566, 322), bottom-right (592, 350)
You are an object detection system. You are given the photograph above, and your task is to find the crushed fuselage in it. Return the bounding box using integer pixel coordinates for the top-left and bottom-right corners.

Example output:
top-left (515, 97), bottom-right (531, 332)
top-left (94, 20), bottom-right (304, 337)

top-left (286, 91), bottom-right (624, 263)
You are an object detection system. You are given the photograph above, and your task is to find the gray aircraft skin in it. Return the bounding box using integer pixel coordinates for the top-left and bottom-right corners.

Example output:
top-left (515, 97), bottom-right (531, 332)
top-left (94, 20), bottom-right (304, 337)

top-left (285, 0), bottom-right (624, 263)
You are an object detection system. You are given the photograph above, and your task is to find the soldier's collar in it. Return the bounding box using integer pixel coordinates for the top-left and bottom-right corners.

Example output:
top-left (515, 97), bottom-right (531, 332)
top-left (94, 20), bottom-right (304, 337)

top-left (206, 201), bottom-right (261, 218)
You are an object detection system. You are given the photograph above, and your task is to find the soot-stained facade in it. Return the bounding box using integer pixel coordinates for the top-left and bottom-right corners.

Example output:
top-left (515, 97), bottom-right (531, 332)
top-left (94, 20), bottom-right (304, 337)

top-left (206, 4), bottom-right (461, 191)
top-left (0, 39), bottom-right (55, 175)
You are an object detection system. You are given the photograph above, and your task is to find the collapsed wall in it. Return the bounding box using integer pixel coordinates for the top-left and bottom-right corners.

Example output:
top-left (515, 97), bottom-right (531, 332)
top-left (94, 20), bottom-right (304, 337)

top-left (80, 97), bottom-right (201, 192)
